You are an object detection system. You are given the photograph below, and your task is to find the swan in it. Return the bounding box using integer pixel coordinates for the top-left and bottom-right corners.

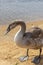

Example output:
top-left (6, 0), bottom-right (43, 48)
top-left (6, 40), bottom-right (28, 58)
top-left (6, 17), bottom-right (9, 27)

top-left (5, 21), bottom-right (43, 64)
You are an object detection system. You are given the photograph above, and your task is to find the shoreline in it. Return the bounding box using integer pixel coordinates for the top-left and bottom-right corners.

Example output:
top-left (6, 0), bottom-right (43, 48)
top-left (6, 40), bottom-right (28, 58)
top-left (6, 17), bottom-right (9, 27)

top-left (0, 20), bottom-right (43, 25)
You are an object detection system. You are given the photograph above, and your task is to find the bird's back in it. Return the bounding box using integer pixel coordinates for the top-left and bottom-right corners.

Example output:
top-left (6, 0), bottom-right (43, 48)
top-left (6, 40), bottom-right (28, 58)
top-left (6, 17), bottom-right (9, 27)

top-left (23, 27), bottom-right (43, 49)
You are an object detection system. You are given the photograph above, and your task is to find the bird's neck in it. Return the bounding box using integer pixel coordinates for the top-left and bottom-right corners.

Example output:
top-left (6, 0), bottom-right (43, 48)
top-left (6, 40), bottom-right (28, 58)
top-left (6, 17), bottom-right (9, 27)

top-left (14, 22), bottom-right (26, 42)
top-left (16, 22), bottom-right (26, 36)
top-left (20, 22), bottom-right (26, 34)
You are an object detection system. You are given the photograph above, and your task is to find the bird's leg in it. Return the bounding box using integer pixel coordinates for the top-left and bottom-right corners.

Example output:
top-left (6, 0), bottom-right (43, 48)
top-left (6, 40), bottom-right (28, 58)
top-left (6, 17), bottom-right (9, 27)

top-left (27, 49), bottom-right (29, 56)
top-left (32, 48), bottom-right (42, 64)
top-left (19, 49), bottom-right (29, 62)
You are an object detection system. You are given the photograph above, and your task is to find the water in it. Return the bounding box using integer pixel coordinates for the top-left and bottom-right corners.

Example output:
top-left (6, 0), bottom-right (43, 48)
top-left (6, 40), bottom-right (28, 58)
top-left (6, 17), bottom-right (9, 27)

top-left (0, 0), bottom-right (43, 24)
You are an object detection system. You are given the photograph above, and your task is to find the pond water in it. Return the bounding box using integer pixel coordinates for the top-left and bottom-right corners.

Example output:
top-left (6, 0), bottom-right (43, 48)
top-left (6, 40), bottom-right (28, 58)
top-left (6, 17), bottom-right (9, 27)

top-left (0, 0), bottom-right (43, 24)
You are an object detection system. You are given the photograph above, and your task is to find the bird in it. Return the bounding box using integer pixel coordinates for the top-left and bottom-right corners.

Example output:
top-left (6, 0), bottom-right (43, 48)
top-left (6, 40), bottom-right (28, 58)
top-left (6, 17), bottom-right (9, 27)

top-left (5, 21), bottom-right (43, 64)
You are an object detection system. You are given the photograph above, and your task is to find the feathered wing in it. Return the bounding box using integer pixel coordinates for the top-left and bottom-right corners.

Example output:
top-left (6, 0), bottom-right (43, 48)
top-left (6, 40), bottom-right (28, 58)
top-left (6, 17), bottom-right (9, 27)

top-left (23, 27), bottom-right (43, 49)
top-left (23, 27), bottom-right (43, 39)
top-left (31, 27), bottom-right (42, 38)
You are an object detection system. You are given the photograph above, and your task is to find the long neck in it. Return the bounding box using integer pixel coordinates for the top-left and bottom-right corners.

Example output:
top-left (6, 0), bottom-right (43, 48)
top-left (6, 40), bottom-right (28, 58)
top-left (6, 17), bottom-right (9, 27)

top-left (14, 21), bottom-right (26, 42)
top-left (18, 22), bottom-right (26, 35)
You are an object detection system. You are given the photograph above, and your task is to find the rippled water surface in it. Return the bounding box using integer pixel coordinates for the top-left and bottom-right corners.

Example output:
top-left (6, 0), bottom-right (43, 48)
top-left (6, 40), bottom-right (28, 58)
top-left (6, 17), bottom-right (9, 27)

top-left (0, 0), bottom-right (43, 24)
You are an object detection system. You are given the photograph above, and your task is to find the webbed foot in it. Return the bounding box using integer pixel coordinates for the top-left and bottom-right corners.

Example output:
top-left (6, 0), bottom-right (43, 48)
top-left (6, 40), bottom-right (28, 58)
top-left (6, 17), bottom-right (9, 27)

top-left (32, 56), bottom-right (41, 64)
top-left (19, 56), bottom-right (29, 62)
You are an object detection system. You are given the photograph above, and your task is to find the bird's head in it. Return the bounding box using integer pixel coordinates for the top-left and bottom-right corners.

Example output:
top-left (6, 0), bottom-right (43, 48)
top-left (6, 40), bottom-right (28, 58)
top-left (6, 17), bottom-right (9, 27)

top-left (4, 21), bottom-right (24, 35)
top-left (4, 22), bottom-right (17, 35)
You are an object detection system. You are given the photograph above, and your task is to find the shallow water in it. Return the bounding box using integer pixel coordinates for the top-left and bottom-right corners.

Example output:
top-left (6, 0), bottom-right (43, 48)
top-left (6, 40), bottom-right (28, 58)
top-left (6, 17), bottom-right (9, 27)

top-left (0, 0), bottom-right (43, 24)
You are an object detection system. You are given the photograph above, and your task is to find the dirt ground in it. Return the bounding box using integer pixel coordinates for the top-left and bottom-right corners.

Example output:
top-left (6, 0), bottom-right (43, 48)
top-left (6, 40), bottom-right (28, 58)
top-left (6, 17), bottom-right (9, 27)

top-left (0, 20), bottom-right (43, 65)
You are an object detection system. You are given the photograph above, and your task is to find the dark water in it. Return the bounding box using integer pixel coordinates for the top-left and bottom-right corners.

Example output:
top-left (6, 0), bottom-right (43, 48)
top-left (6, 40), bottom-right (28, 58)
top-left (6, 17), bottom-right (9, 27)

top-left (0, 0), bottom-right (43, 24)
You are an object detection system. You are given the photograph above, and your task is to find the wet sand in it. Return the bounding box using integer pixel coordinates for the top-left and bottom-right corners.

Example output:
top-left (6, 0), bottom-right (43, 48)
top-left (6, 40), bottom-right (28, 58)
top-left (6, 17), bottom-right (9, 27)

top-left (0, 20), bottom-right (43, 65)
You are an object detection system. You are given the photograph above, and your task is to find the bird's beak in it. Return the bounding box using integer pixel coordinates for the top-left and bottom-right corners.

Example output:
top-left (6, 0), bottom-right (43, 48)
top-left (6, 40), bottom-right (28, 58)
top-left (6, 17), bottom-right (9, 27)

top-left (4, 30), bottom-right (9, 35)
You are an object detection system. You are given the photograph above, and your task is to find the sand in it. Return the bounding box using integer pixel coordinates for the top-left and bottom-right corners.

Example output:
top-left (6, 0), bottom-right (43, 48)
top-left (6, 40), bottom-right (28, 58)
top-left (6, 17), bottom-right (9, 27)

top-left (0, 20), bottom-right (43, 65)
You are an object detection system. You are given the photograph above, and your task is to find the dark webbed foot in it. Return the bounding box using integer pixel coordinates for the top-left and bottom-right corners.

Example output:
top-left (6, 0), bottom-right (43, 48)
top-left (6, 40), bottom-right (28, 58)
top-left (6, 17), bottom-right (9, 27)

top-left (19, 56), bottom-right (29, 62)
top-left (32, 56), bottom-right (41, 64)
top-left (32, 48), bottom-right (42, 64)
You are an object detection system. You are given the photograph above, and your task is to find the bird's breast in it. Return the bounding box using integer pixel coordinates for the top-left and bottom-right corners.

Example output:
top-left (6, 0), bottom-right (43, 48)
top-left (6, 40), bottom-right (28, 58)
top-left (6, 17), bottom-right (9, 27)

top-left (14, 32), bottom-right (43, 49)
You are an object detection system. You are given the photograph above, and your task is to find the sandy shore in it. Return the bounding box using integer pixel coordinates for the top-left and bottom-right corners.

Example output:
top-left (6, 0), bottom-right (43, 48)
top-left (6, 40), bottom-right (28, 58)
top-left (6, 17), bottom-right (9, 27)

top-left (0, 20), bottom-right (43, 65)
